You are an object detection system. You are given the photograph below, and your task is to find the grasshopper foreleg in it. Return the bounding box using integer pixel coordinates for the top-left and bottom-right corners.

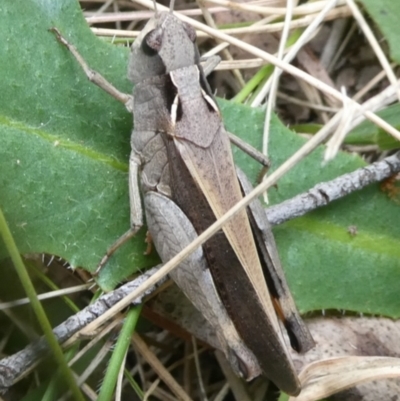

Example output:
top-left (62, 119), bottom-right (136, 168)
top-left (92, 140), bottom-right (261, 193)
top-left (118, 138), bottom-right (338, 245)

top-left (50, 28), bottom-right (133, 112)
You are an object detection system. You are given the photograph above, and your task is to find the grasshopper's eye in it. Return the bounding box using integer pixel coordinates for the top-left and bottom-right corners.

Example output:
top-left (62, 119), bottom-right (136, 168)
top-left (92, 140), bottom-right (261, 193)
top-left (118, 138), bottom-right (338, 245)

top-left (141, 29), bottom-right (162, 56)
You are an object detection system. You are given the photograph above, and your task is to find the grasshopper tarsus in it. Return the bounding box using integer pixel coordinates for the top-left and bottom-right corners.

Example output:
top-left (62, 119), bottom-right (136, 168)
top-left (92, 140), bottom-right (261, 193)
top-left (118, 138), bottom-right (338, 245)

top-left (144, 231), bottom-right (153, 255)
top-left (256, 164), bottom-right (270, 184)
top-left (49, 27), bottom-right (68, 47)
top-left (95, 227), bottom-right (140, 274)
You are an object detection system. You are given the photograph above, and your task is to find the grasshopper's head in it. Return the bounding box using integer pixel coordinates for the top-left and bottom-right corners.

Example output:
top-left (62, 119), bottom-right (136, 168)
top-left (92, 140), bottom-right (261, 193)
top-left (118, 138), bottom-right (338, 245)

top-left (137, 12), bottom-right (199, 73)
top-left (128, 14), bottom-right (166, 84)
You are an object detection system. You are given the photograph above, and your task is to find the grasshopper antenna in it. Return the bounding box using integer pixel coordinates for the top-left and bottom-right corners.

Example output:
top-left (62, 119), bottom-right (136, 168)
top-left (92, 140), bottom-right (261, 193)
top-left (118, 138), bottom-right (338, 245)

top-left (152, 0), bottom-right (158, 16)
top-left (169, 0), bottom-right (175, 13)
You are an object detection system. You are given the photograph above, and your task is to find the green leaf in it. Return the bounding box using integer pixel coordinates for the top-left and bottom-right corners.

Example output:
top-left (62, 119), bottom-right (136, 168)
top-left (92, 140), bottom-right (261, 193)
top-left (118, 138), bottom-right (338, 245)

top-left (0, 0), bottom-right (158, 290)
top-left (346, 103), bottom-right (400, 150)
top-left (291, 106), bottom-right (400, 150)
top-left (358, 0), bottom-right (400, 63)
top-left (1, 0), bottom-right (400, 318)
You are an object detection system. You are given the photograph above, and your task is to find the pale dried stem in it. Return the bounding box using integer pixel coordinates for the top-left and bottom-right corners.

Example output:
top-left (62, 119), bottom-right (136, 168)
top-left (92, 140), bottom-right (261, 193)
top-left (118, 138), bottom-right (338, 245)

top-left (212, 58), bottom-right (264, 70)
top-left (57, 340), bottom-right (113, 401)
top-left (115, 350), bottom-right (128, 401)
top-left (251, 0), bottom-right (339, 107)
top-left (75, 381), bottom-right (97, 401)
top-left (143, 379), bottom-right (161, 401)
top-left (277, 92), bottom-right (340, 112)
top-left (349, 81), bottom-right (400, 132)
top-left (114, 1), bottom-right (122, 30)
top-left (213, 382), bottom-right (230, 401)
top-left (345, 0), bottom-right (400, 102)
top-left (215, 351), bottom-right (252, 401)
top-left (296, 78), bottom-right (331, 123)
top-left (353, 63), bottom-right (398, 102)
top-left (132, 334), bottom-right (193, 401)
top-left (263, 0), bottom-right (294, 140)
top-left (262, 0), bottom-right (294, 202)
top-left (75, 341), bottom-right (111, 387)
top-left (202, 42), bottom-right (229, 58)
top-left (152, 386), bottom-right (180, 401)
top-left (67, 317), bottom-right (123, 365)
top-left (204, 0), bottom-right (346, 16)
top-left (320, 18), bottom-right (349, 68)
top-left (0, 284), bottom-right (90, 310)
top-left (85, 8), bottom-right (227, 24)
top-left (325, 87), bottom-right (356, 161)
top-left (90, 6), bottom-right (351, 38)
top-left (191, 336), bottom-right (207, 400)
top-left (196, 0), bottom-right (246, 87)
top-left (327, 21), bottom-right (357, 73)
top-left (214, 5), bottom-right (351, 35)
top-left (96, 0), bottom-right (114, 15)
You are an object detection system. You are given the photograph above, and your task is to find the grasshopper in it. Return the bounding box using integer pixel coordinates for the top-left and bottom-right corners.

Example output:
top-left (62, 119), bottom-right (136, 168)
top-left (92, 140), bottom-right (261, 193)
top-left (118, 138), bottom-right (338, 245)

top-left (52, 3), bottom-right (314, 395)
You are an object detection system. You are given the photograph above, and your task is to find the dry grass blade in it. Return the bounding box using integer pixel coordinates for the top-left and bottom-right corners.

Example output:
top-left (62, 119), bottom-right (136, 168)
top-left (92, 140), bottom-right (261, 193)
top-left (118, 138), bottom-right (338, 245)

top-left (191, 336), bottom-right (207, 401)
top-left (143, 378), bottom-right (161, 400)
top-left (214, 59), bottom-right (266, 70)
top-left (0, 284), bottom-right (89, 310)
top-left (353, 62), bottom-right (397, 102)
top-left (291, 357), bottom-right (400, 401)
top-left (261, 0), bottom-right (294, 202)
top-left (203, 0), bottom-right (346, 16)
top-left (115, 350), bottom-right (128, 401)
top-left (196, 0), bottom-right (245, 87)
top-left (214, 351), bottom-right (252, 401)
top-left (276, 92), bottom-right (340, 112)
top-left (210, 6), bottom-right (351, 35)
top-left (74, 340), bottom-right (112, 388)
top-left (345, 0), bottom-right (400, 102)
top-left (90, 6), bottom-right (352, 38)
top-left (132, 334), bottom-right (193, 401)
top-left (263, 0), bottom-right (294, 156)
top-left (251, 0), bottom-right (339, 107)
top-left (324, 87), bottom-right (356, 161)
top-left (66, 317), bottom-right (123, 365)
top-left (84, 7), bottom-right (228, 24)
top-left (348, 80), bottom-right (400, 133)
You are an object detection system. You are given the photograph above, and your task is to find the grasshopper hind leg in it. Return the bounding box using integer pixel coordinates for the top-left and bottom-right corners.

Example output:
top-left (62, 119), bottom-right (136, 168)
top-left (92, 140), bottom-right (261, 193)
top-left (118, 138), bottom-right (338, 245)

top-left (144, 190), bottom-right (262, 380)
top-left (96, 152), bottom-right (144, 273)
top-left (95, 228), bottom-right (139, 274)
